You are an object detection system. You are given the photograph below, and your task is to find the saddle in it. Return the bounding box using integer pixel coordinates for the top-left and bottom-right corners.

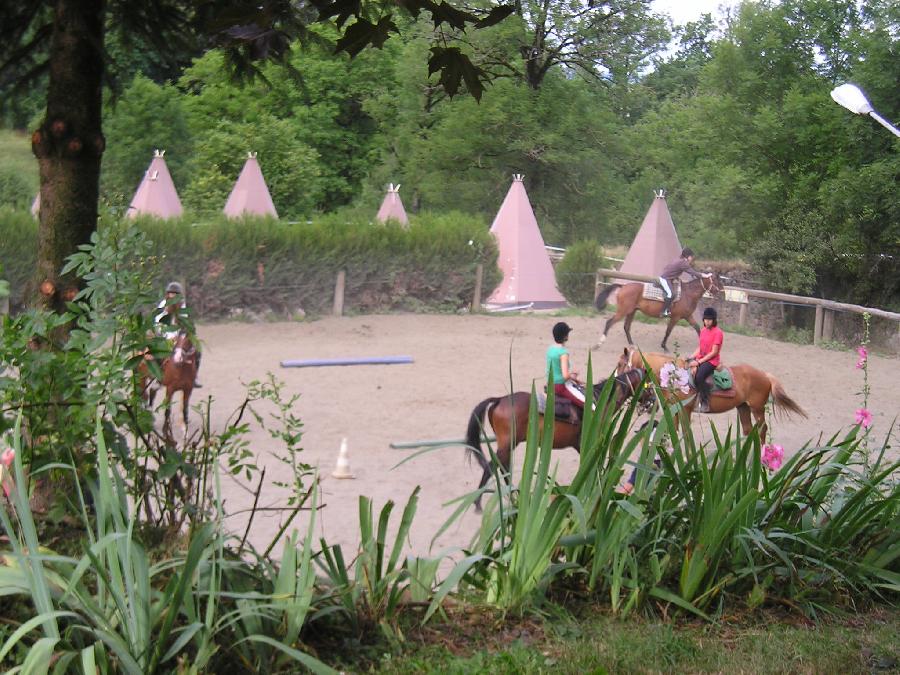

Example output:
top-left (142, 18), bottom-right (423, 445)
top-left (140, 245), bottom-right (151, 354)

top-left (692, 366), bottom-right (736, 398)
top-left (643, 281), bottom-right (681, 302)
top-left (536, 394), bottom-right (582, 424)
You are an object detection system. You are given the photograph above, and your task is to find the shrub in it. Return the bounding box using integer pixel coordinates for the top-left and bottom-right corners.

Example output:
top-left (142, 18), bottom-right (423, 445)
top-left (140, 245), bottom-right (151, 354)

top-left (555, 240), bottom-right (605, 306)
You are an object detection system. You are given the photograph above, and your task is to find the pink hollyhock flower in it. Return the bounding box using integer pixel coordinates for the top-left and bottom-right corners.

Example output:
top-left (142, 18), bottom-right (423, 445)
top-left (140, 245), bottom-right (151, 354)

top-left (761, 444), bottom-right (784, 471)
top-left (856, 346), bottom-right (868, 369)
top-left (855, 408), bottom-right (873, 429)
top-left (660, 362), bottom-right (675, 389)
top-left (0, 449), bottom-right (13, 498)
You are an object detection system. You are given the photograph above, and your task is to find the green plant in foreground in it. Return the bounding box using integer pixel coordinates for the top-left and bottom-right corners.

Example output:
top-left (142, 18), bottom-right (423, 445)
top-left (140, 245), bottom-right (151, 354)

top-left (0, 414), bottom-right (336, 674)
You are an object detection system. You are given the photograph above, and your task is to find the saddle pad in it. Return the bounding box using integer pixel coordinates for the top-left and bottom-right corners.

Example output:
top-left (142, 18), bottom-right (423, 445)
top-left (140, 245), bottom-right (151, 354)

top-left (709, 367), bottom-right (736, 398)
top-left (689, 367), bottom-right (737, 398)
top-left (642, 283), bottom-right (681, 302)
top-left (536, 394), bottom-right (576, 420)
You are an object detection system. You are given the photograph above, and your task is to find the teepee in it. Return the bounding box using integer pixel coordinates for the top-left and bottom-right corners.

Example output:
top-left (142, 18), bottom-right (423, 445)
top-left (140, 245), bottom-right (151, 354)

top-left (617, 190), bottom-right (683, 281)
top-left (127, 150), bottom-right (183, 219)
top-left (224, 152), bottom-right (278, 218)
top-left (375, 183), bottom-right (409, 225)
top-left (486, 175), bottom-right (567, 309)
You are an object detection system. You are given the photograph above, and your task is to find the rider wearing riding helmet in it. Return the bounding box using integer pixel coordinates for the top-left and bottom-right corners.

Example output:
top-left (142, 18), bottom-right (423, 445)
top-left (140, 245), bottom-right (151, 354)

top-left (658, 248), bottom-right (711, 318)
top-left (688, 307), bottom-right (723, 412)
top-left (547, 321), bottom-right (585, 422)
top-left (154, 281), bottom-right (202, 387)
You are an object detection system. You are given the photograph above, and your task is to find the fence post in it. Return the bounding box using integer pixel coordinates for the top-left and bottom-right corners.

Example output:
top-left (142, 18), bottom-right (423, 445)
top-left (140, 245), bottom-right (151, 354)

top-left (333, 270), bottom-right (345, 317)
top-left (594, 271), bottom-right (604, 302)
top-left (738, 303), bottom-right (748, 328)
top-left (471, 264), bottom-right (483, 313)
top-left (814, 304), bottom-right (823, 346)
top-left (822, 309), bottom-right (834, 342)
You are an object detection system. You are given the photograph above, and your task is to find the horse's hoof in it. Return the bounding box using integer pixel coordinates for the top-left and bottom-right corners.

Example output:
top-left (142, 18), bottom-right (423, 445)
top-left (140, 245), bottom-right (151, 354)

top-left (600, 334), bottom-right (607, 344)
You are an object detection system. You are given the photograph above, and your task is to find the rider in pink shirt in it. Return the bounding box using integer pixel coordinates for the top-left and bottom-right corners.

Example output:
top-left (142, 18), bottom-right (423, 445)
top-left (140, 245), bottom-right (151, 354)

top-left (688, 307), bottom-right (723, 412)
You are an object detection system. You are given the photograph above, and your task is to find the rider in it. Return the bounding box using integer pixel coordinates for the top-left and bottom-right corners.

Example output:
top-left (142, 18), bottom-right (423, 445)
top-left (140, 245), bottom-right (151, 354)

top-left (659, 248), bottom-right (710, 317)
top-left (546, 321), bottom-right (584, 423)
top-left (154, 281), bottom-right (202, 388)
top-left (687, 307), bottom-right (723, 413)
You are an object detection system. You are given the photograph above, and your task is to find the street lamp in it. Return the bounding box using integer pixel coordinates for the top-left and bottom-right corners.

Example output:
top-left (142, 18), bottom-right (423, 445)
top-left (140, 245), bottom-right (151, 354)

top-left (830, 83), bottom-right (900, 137)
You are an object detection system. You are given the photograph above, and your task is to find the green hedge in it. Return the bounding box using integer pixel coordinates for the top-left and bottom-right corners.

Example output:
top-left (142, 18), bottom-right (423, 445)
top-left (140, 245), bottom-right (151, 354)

top-left (0, 208), bottom-right (501, 316)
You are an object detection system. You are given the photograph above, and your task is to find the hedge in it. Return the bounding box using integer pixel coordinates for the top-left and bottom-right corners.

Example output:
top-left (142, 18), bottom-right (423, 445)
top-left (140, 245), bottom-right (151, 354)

top-left (0, 208), bottom-right (501, 316)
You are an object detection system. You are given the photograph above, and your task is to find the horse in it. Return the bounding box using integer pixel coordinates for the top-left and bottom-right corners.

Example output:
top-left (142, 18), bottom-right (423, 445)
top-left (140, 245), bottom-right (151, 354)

top-left (594, 272), bottom-right (724, 351)
top-left (464, 368), bottom-right (651, 511)
top-left (615, 346), bottom-right (806, 445)
top-left (139, 331), bottom-right (198, 440)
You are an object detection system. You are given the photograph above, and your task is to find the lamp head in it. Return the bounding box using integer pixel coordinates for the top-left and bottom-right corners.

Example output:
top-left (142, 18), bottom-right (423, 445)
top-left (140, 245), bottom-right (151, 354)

top-left (831, 83), bottom-right (874, 115)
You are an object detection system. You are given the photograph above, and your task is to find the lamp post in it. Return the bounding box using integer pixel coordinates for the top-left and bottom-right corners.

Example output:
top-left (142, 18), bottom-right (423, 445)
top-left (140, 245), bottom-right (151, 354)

top-left (830, 83), bottom-right (900, 137)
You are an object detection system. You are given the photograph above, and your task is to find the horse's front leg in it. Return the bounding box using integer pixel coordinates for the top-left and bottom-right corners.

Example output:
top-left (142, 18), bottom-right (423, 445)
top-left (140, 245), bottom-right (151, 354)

top-left (661, 317), bottom-right (677, 351)
top-left (181, 391), bottom-right (191, 443)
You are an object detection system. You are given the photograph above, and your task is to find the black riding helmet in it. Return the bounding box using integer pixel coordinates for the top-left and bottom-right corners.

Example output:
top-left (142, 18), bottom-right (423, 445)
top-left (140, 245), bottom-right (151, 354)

top-left (552, 321), bottom-right (573, 342)
top-left (702, 307), bottom-right (718, 321)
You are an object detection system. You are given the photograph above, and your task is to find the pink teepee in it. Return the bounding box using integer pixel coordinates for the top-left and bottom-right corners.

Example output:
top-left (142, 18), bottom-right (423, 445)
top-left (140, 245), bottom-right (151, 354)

top-left (617, 190), bottom-right (683, 281)
top-left (224, 152), bottom-right (278, 218)
top-left (486, 175), bottom-right (567, 309)
top-left (375, 183), bottom-right (409, 225)
top-left (127, 150), bottom-right (183, 219)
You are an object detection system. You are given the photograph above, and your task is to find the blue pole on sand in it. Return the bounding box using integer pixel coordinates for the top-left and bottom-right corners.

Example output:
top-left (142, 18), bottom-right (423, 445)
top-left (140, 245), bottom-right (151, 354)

top-left (280, 356), bottom-right (414, 368)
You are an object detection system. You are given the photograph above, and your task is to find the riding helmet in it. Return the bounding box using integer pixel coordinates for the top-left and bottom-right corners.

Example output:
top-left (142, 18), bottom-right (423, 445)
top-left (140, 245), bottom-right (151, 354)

top-left (166, 281), bottom-right (184, 295)
top-left (552, 321), bottom-right (573, 342)
top-left (702, 307), bottom-right (717, 321)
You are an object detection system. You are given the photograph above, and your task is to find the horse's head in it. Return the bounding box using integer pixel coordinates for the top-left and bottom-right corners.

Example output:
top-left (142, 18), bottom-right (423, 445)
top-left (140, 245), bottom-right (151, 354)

top-left (703, 271), bottom-right (725, 298)
top-left (615, 346), bottom-right (639, 376)
top-left (172, 331), bottom-right (193, 365)
top-left (616, 367), bottom-right (656, 413)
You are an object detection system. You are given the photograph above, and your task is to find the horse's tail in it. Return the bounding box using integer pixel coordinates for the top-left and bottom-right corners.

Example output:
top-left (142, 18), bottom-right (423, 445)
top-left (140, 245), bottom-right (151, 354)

top-left (767, 373), bottom-right (807, 420)
top-left (465, 397), bottom-right (499, 473)
top-left (595, 284), bottom-right (621, 311)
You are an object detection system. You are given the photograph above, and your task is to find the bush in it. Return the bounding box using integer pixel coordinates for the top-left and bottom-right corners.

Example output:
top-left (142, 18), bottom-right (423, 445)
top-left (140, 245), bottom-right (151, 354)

top-left (555, 240), bottom-right (605, 305)
top-left (0, 208), bottom-right (500, 316)
top-left (0, 166), bottom-right (32, 210)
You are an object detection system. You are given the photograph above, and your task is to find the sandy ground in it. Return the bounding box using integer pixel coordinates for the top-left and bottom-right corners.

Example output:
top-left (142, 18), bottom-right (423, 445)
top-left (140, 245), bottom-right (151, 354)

top-left (185, 313), bottom-right (898, 564)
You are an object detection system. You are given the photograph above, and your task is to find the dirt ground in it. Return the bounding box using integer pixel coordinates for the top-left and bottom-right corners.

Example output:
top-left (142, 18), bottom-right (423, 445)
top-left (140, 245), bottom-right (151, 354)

top-left (192, 313), bottom-right (898, 564)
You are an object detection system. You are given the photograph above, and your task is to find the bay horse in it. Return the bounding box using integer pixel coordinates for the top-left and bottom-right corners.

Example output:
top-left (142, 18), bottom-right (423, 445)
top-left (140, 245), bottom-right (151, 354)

top-left (465, 368), bottom-right (651, 511)
top-left (139, 331), bottom-right (198, 440)
top-left (615, 347), bottom-right (806, 445)
top-left (595, 272), bottom-right (724, 351)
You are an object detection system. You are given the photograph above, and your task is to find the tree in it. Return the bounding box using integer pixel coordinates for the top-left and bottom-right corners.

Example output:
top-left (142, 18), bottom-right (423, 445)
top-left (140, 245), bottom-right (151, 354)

top-left (0, 0), bottom-right (514, 310)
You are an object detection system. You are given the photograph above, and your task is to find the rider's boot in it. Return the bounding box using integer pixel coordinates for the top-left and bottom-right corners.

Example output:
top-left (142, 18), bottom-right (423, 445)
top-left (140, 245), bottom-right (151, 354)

top-left (661, 295), bottom-right (673, 317)
top-left (697, 392), bottom-right (709, 413)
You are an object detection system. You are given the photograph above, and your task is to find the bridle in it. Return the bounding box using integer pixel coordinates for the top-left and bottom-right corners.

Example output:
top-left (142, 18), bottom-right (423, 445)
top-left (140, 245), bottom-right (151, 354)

top-left (701, 274), bottom-right (721, 295)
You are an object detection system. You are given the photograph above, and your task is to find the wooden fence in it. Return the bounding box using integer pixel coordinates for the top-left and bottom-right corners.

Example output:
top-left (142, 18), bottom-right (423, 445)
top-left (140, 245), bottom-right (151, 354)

top-left (594, 268), bottom-right (900, 349)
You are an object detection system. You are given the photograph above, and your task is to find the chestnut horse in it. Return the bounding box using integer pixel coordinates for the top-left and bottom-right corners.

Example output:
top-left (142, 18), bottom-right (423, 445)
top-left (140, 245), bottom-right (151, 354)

top-left (139, 331), bottom-right (198, 440)
top-left (465, 368), bottom-right (651, 511)
top-left (615, 347), bottom-right (806, 445)
top-left (594, 272), bottom-right (724, 351)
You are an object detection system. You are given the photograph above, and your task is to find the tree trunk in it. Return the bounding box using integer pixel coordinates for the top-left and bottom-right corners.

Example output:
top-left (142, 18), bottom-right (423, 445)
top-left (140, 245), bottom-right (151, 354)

top-left (32, 0), bottom-right (105, 312)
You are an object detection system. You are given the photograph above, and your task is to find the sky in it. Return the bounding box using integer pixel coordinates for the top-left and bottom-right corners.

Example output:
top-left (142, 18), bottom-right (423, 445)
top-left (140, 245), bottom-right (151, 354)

top-left (651, 0), bottom-right (738, 26)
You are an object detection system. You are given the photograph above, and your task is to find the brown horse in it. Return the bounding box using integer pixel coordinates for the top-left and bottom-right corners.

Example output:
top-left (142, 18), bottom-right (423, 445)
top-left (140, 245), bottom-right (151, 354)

top-left (615, 347), bottom-right (806, 445)
top-left (595, 272), bottom-right (724, 351)
top-left (465, 368), bottom-right (651, 511)
top-left (139, 331), bottom-right (198, 440)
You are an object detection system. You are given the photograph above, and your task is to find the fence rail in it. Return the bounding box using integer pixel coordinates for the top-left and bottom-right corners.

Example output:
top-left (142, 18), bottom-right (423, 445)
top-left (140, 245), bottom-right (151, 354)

top-left (594, 268), bottom-right (900, 349)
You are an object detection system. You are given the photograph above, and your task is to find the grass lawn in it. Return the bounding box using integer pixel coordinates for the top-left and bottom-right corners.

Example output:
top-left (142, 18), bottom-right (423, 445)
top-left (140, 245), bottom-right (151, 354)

top-left (0, 128), bottom-right (38, 195)
top-left (344, 604), bottom-right (900, 674)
